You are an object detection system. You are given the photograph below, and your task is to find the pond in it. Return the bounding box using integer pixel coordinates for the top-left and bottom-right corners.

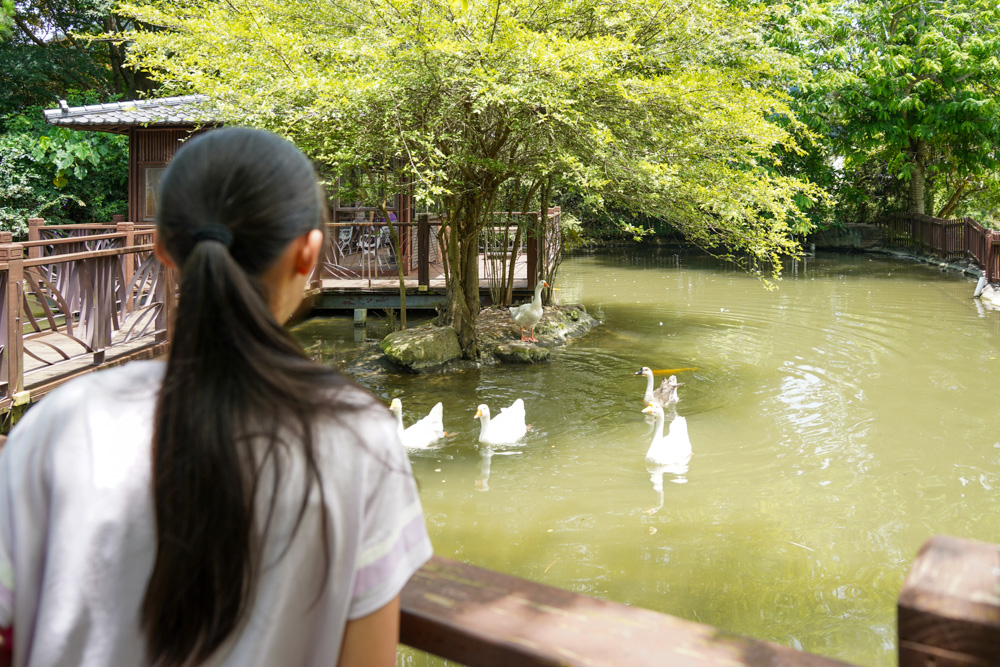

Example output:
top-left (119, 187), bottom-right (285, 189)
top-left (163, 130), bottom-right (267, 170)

top-left (291, 247), bottom-right (1000, 667)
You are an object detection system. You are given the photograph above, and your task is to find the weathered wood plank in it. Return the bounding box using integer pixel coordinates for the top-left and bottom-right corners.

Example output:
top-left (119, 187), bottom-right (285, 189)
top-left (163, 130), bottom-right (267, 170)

top-left (898, 535), bottom-right (1000, 667)
top-left (401, 555), bottom-right (854, 667)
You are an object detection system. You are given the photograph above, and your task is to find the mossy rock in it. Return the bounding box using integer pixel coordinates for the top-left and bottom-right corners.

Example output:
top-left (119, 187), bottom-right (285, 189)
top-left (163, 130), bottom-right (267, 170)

top-left (380, 326), bottom-right (462, 372)
top-left (495, 341), bottom-right (551, 364)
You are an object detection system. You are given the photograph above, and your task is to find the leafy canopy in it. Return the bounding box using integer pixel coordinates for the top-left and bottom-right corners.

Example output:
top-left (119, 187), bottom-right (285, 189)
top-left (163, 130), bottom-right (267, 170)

top-left (120, 0), bottom-right (823, 271)
top-left (791, 0), bottom-right (1000, 215)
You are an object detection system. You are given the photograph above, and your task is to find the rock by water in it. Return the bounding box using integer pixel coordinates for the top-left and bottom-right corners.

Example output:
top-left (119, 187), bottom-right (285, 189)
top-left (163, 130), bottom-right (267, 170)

top-left (365, 304), bottom-right (599, 374)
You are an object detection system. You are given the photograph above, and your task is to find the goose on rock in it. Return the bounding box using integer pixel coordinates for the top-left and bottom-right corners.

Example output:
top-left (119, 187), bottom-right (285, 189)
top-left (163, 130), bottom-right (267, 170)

top-left (509, 280), bottom-right (550, 342)
top-left (389, 398), bottom-right (445, 449)
top-left (474, 399), bottom-right (527, 445)
top-left (634, 367), bottom-right (683, 407)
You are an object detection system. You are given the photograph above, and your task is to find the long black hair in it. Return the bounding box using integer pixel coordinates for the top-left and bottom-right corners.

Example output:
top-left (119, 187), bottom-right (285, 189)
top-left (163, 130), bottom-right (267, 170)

top-left (142, 127), bottom-right (354, 666)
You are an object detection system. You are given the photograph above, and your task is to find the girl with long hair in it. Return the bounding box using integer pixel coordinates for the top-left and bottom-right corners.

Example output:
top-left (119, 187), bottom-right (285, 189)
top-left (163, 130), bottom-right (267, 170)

top-left (0, 127), bottom-right (432, 666)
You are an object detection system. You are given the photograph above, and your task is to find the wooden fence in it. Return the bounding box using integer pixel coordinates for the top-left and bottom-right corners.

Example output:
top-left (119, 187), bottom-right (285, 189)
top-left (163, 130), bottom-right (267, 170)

top-left (317, 208), bottom-right (562, 292)
top-left (877, 212), bottom-right (1000, 282)
top-left (401, 535), bottom-right (1000, 666)
top-left (0, 219), bottom-right (169, 413)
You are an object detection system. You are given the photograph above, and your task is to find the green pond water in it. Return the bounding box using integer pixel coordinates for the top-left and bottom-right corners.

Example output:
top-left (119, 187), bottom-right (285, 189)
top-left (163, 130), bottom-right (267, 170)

top-left (291, 248), bottom-right (1000, 667)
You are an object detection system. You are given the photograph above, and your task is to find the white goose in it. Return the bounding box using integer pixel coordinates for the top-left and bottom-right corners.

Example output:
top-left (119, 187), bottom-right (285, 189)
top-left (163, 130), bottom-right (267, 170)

top-left (641, 402), bottom-right (692, 466)
top-left (634, 367), bottom-right (683, 407)
top-left (389, 399), bottom-right (445, 449)
top-left (474, 399), bottom-right (527, 445)
top-left (509, 281), bottom-right (550, 342)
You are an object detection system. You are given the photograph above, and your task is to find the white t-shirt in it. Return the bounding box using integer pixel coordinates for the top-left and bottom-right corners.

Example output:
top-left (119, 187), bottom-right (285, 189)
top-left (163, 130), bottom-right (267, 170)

top-left (0, 360), bottom-right (432, 667)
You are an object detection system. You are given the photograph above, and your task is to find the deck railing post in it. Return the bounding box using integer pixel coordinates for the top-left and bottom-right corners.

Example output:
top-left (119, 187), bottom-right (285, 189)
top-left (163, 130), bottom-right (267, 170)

top-left (417, 213), bottom-right (430, 290)
top-left (0, 234), bottom-right (25, 403)
top-left (117, 221), bottom-right (136, 288)
top-left (989, 232), bottom-right (999, 283)
top-left (898, 535), bottom-right (1000, 666)
top-left (154, 261), bottom-right (175, 345)
top-left (27, 218), bottom-right (44, 259)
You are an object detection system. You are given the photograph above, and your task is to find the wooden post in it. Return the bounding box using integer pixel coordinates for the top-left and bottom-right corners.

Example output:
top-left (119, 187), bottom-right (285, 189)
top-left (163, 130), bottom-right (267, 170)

top-left (117, 221), bottom-right (136, 288)
top-left (418, 213), bottom-right (430, 290)
top-left (27, 218), bottom-right (44, 260)
top-left (0, 235), bottom-right (25, 401)
top-left (154, 248), bottom-right (175, 345)
top-left (898, 535), bottom-right (1000, 666)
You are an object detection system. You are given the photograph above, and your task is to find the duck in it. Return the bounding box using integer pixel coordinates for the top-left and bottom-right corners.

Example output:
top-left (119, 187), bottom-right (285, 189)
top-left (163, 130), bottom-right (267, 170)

top-left (389, 398), bottom-right (445, 449)
top-left (641, 402), bottom-right (692, 466)
top-left (634, 367), bottom-right (683, 407)
top-left (509, 280), bottom-right (550, 342)
top-left (474, 399), bottom-right (527, 445)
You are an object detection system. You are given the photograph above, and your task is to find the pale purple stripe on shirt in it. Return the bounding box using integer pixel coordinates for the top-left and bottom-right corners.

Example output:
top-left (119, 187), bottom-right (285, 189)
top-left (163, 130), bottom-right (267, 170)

top-left (0, 583), bottom-right (12, 623)
top-left (352, 513), bottom-right (427, 600)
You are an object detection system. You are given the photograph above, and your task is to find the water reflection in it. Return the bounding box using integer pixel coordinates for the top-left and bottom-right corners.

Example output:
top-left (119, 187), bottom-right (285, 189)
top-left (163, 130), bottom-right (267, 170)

top-left (476, 446), bottom-right (492, 491)
top-left (474, 447), bottom-right (523, 493)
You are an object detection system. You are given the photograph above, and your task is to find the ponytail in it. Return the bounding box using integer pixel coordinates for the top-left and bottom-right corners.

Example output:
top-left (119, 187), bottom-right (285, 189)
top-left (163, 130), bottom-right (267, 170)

top-left (142, 128), bottom-right (355, 666)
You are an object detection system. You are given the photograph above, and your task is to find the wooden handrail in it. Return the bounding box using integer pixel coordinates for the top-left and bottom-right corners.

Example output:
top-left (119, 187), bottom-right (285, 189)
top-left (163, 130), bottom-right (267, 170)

top-left (21, 244), bottom-right (155, 269)
top-left (401, 556), bottom-right (854, 666)
top-left (402, 535), bottom-right (999, 666)
top-left (22, 232), bottom-right (129, 247)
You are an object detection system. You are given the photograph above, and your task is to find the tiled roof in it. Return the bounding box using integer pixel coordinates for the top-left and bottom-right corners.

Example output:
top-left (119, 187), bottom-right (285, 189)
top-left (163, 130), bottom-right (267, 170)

top-left (43, 95), bottom-right (219, 133)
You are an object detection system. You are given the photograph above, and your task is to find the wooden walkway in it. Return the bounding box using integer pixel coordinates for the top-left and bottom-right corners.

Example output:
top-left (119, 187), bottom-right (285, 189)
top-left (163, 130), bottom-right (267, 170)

top-left (0, 220), bottom-right (540, 412)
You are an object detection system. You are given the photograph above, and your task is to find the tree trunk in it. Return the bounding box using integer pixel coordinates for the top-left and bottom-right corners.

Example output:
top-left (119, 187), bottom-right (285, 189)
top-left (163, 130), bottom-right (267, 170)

top-left (937, 181), bottom-right (968, 219)
top-left (503, 179), bottom-right (541, 305)
top-left (538, 176), bottom-right (553, 305)
top-left (378, 202), bottom-right (406, 329)
top-left (908, 139), bottom-right (927, 214)
top-left (442, 204), bottom-right (481, 359)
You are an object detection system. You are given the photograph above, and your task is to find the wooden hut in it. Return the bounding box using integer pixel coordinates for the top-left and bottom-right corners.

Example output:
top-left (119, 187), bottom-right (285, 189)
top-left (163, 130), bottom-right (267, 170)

top-left (42, 95), bottom-right (412, 230)
top-left (43, 95), bottom-right (219, 224)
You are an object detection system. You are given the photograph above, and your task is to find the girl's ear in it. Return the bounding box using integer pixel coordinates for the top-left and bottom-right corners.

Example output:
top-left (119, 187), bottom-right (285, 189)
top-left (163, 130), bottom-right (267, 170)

top-left (295, 229), bottom-right (324, 276)
top-left (154, 239), bottom-right (178, 270)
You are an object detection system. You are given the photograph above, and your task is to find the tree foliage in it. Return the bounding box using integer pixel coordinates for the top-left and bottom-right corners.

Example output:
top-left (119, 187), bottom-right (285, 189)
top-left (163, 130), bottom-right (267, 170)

top-left (0, 102), bottom-right (128, 236)
top-left (790, 0), bottom-right (1000, 217)
top-left (0, 0), bottom-right (155, 116)
top-left (121, 0), bottom-right (822, 356)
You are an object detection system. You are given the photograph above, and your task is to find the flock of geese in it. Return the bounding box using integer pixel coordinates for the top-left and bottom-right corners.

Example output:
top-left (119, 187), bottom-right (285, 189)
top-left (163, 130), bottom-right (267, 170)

top-left (387, 365), bottom-right (694, 502)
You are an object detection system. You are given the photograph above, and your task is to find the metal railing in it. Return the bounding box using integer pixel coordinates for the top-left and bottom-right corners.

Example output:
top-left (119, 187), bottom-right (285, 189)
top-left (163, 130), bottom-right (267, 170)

top-left (876, 212), bottom-right (1000, 282)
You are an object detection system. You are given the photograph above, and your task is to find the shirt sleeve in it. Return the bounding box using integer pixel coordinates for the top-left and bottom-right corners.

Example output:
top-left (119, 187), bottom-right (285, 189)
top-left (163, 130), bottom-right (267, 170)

top-left (0, 450), bottom-right (14, 630)
top-left (347, 415), bottom-right (433, 620)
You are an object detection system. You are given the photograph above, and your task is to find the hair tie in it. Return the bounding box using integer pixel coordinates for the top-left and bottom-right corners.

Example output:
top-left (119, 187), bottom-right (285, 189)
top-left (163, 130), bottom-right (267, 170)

top-left (192, 223), bottom-right (233, 248)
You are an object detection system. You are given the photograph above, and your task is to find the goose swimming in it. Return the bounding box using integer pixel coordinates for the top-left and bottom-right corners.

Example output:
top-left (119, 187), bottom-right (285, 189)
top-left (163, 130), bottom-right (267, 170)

top-left (634, 367), bottom-right (683, 407)
top-left (389, 398), bottom-right (445, 449)
top-left (474, 399), bottom-right (527, 445)
top-left (641, 402), bottom-right (691, 466)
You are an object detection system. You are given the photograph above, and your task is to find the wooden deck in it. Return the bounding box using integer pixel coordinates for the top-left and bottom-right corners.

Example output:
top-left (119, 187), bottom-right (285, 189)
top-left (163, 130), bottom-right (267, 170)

top-left (313, 252), bottom-right (531, 310)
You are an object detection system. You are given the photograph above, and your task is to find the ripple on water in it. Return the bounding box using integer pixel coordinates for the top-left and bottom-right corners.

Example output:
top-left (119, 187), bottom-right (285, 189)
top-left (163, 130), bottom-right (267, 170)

top-left (292, 249), bottom-right (1000, 667)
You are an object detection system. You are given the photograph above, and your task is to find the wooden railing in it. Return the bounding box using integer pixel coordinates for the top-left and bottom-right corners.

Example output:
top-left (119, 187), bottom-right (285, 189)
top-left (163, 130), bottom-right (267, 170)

top-left (401, 535), bottom-right (1000, 666)
top-left (317, 208), bottom-right (562, 290)
top-left (0, 219), bottom-right (169, 413)
top-left (877, 212), bottom-right (1000, 282)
